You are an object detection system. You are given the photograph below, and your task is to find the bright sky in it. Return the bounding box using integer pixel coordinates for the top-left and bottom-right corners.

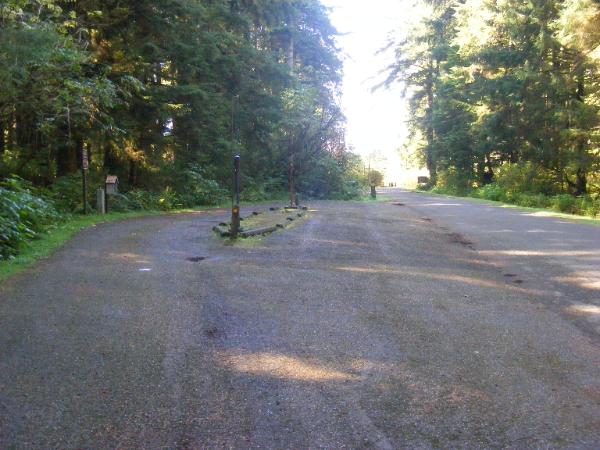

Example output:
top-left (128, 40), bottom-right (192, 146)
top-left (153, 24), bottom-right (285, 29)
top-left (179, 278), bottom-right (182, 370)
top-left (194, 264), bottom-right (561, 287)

top-left (322, 0), bottom-right (426, 184)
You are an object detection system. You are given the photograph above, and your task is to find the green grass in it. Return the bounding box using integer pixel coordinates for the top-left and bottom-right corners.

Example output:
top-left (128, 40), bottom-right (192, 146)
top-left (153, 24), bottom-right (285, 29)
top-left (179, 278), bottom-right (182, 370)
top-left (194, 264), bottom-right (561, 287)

top-left (409, 189), bottom-right (600, 227)
top-left (0, 208), bottom-right (216, 283)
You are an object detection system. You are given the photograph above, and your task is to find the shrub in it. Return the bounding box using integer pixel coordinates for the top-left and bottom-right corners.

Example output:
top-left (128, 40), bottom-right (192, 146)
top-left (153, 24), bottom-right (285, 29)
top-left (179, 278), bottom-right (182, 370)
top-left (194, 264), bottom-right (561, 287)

top-left (476, 184), bottom-right (506, 202)
top-left (126, 190), bottom-right (162, 210)
top-left (180, 165), bottom-right (228, 206)
top-left (156, 186), bottom-right (182, 210)
top-left (494, 163), bottom-right (559, 196)
top-left (551, 194), bottom-right (577, 213)
top-left (106, 193), bottom-right (140, 212)
top-left (514, 193), bottom-right (551, 208)
top-left (580, 196), bottom-right (600, 217)
top-left (0, 177), bottom-right (61, 259)
top-left (43, 174), bottom-right (102, 213)
top-left (432, 168), bottom-right (472, 196)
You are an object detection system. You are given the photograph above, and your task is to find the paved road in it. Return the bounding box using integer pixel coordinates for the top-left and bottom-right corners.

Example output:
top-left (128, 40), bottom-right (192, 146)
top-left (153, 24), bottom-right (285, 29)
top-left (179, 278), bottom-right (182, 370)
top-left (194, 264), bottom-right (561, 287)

top-left (1, 190), bottom-right (600, 448)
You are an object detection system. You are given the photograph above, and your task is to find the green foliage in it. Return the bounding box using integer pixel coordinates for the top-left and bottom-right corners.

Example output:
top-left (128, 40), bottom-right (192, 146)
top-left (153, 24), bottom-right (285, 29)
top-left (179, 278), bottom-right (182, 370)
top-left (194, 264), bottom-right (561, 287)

top-left (514, 193), bottom-right (552, 209)
top-left (0, 177), bottom-right (61, 259)
top-left (44, 174), bottom-right (95, 213)
top-left (297, 151), bottom-right (367, 200)
top-left (551, 194), bottom-right (578, 213)
top-left (432, 168), bottom-right (472, 196)
top-left (180, 165), bottom-right (228, 206)
top-left (473, 183), bottom-right (600, 217)
top-left (493, 163), bottom-right (560, 197)
top-left (385, 0), bottom-right (600, 199)
top-left (476, 184), bottom-right (505, 202)
top-left (1, 0), bottom-right (350, 207)
top-left (368, 170), bottom-right (384, 187)
top-left (240, 176), bottom-right (286, 202)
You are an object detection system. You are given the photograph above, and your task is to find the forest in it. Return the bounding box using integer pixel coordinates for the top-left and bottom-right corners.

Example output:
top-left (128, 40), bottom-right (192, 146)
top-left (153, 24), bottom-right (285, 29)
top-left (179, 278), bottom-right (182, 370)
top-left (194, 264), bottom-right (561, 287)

top-left (0, 0), bottom-right (367, 258)
top-left (386, 0), bottom-right (600, 215)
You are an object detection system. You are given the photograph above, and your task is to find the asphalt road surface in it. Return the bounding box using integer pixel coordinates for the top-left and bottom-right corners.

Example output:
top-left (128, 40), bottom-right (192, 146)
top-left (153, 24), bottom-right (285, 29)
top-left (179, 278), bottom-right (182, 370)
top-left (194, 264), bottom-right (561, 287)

top-left (1, 189), bottom-right (600, 449)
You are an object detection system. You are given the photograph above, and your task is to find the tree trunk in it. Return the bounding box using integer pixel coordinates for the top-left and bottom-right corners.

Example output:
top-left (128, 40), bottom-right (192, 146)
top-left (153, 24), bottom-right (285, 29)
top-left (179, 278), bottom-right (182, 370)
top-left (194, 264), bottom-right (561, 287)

top-left (0, 121), bottom-right (4, 155)
top-left (425, 68), bottom-right (437, 185)
top-left (574, 168), bottom-right (587, 196)
top-left (75, 137), bottom-right (84, 170)
top-left (128, 158), bottom-right (138, 186)
top-left (288, 150), bottom-right (296, 207)
top-left (56, 126), bottom-right (78, 177)
top-left (104, 141), bottom-right (119, 174)
top-left (287, 17), bottom-right (295, 72)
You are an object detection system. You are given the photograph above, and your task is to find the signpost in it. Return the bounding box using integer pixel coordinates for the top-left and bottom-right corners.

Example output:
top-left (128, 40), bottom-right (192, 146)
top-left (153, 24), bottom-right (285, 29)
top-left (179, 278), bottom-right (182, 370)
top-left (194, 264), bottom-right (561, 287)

top-left (231, 155), bottom-right (241, 239)
top-left (81, 148), bottom-right (89, 214)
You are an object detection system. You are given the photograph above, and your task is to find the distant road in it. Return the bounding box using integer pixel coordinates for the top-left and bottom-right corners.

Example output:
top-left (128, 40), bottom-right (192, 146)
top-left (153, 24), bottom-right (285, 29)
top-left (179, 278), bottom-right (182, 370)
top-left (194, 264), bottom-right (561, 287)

top-left (1, 191), bottom-right (599, 448)
top-left (388, 188), bottom-right (600, 337)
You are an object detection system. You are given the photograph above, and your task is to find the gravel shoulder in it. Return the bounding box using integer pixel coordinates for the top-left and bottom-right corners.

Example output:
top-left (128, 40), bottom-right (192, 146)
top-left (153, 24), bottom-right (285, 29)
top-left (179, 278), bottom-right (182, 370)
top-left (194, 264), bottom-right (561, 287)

top-left (1, 196), bottom-right (600, 448)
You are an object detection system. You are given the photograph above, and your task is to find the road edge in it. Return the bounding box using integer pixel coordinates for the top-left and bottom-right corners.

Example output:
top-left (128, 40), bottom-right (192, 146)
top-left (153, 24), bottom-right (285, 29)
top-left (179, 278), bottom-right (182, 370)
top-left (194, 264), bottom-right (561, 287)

top-left (406, 189), bottom-right (600, 228)
top-left (0, 208), bottom-right (218, 283)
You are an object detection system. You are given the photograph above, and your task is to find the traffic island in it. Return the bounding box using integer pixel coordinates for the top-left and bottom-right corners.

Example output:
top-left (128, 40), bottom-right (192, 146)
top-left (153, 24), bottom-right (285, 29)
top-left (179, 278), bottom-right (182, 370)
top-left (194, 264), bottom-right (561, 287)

top-left (213, 206), bottom-right (308, 238)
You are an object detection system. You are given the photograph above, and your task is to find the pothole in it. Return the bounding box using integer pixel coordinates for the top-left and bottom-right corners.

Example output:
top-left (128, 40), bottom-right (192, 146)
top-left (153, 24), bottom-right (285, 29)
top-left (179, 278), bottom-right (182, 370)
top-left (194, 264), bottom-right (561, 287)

top-left (187, 256), bottom-right (207, 262)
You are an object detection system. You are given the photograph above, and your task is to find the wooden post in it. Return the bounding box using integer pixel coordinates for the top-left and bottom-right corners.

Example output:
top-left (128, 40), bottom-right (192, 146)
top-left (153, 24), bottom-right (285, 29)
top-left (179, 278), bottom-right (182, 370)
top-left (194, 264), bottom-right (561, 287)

top-left (231, 155), bottom-right (241, 239)
top-left (81, 147), bottom-right (89, 214)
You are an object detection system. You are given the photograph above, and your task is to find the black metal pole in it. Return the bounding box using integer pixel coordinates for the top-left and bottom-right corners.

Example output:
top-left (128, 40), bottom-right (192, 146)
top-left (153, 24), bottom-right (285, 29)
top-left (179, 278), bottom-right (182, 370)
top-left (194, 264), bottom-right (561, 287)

top-left (234, 155), bottom-right (241, 206)
top-left (231, 155), bottom-right (241, 238)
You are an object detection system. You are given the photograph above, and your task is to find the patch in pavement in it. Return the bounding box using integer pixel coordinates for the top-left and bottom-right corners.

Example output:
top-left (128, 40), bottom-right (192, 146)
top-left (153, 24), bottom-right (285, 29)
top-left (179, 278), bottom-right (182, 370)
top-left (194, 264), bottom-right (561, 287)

top-left (187, 256), bottom-right (208, 262)
top-left (204, 327), bottom-right (223, 339)
top-left (446, 232), bottom-right (474, 248)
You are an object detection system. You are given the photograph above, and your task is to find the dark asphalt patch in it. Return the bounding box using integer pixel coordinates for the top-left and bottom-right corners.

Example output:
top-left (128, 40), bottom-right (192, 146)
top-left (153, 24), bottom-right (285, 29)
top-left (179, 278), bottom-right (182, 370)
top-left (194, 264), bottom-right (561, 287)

top-left (187, 256), bottom-right (208, 262)
top-left (446, 232), bottom-right (474, 248)
top-left (204, 327), bottom-right (222, 339)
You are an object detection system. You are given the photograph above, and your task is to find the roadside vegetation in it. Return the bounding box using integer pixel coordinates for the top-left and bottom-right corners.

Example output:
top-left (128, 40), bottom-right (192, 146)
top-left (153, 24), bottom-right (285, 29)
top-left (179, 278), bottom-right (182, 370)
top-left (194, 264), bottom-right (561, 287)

top-left (428, 164), bottom-right (600, 218)
top-left (384, 0), bottom-right (600, 215)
